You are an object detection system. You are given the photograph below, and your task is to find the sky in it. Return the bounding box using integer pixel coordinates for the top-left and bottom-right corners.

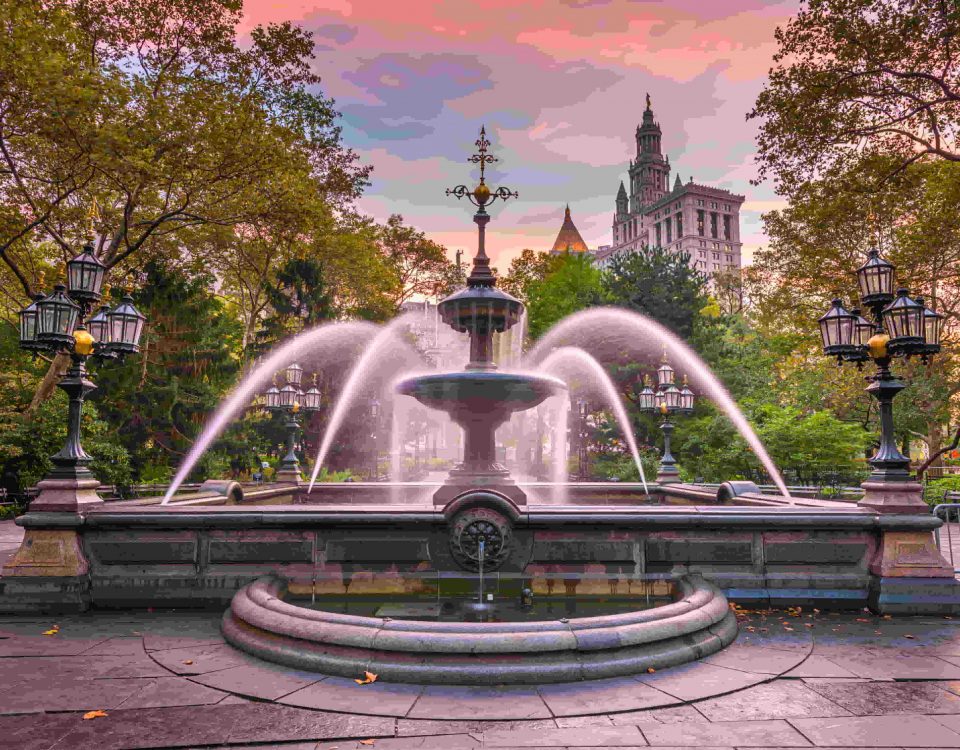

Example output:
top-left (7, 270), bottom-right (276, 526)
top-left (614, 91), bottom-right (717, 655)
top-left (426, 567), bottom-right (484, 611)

top-left (241, 0), bottom-right (799, 274)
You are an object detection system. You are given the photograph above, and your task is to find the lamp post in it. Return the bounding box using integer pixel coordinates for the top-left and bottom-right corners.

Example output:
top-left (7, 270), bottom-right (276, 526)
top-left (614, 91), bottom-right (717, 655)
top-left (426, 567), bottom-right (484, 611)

top-left (576, 397), bottom-right (590, 481)
top-left (17, 240), bottom-right (146, 512)
top-left (639, 357), bottom-right (695, 484)
top-left (370, 396), bottom-right (381, 481)
top-left (263, 364), bottom-right (320, 484)
top-left (816, 248), bottom-right (943, 513)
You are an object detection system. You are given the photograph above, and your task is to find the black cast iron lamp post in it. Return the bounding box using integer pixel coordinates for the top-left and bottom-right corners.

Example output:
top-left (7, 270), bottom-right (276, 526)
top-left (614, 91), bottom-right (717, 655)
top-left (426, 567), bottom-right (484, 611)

top-left (639, 357), bottom-right (695, 484)
top-left (263, 363), bottom-right (319, 484)
top-left (16, 232), bottom-right (146, 511)
top-left (816, 247), bottom-right (942, 513)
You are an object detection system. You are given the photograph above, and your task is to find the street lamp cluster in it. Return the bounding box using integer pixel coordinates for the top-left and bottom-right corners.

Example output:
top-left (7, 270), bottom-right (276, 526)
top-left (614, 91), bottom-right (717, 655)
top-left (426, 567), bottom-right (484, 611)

top-left (17, 241), bottom-right (146, 490)
top-left (639, 356), bottom-right (695, 483)
top-left (817, 248), bottom-right (943, 498)
top-left (263, 364), bottom-right (320, 483)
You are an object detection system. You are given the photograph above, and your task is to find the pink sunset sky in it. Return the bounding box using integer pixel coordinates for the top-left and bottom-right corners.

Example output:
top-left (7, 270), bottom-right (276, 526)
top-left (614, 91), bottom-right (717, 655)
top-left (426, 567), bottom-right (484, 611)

top-left (241, 0), bottom-right (799, 274)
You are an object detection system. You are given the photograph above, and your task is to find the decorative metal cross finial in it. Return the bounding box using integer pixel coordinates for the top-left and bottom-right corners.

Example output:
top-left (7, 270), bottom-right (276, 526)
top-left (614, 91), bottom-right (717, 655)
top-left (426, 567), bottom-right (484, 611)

top-left (445, 125), bottom-right (518, 212)
top-left (468, 126), bottom-right (497, 186)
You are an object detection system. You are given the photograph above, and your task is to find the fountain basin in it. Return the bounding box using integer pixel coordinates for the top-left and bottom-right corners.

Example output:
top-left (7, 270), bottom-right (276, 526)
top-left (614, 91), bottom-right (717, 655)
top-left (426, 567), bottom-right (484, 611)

top-left (221, 573), bottom-right (736, 684)
top-left (396, 370), bottom-right (566, 419)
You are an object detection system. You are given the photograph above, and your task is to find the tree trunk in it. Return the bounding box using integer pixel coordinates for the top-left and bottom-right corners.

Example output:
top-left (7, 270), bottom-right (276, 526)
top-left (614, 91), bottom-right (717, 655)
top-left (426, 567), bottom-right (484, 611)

top-left (926, 421), bottom-right (944, 478)
top-left (26, 352), bottom-right (70, 416)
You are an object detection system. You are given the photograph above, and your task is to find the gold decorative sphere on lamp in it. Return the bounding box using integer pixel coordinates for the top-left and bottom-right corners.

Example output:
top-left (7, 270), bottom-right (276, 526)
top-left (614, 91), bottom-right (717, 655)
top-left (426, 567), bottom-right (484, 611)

top-left (73, 328), bottom-right (95, 356)
top-left (867, 332), bottom-right (889, 359)
top-left (473, 182), bottom-right (491, 205)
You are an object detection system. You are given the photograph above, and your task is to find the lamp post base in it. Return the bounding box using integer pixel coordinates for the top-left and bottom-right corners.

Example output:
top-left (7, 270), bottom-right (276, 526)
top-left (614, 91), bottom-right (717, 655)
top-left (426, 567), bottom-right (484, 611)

top-left (656, 465), bottom-right (680, 484)
top-left (28, 478), bottom-right (103, 513)
top-left (274, 468), bottom-right (303, 485)
top-left (859, 479), bottom-right (929, 514)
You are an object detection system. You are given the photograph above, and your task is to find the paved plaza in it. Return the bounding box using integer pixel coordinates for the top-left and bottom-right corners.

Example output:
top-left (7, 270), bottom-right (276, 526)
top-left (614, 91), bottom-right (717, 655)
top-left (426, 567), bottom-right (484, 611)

top-left (3, 522), bottom-right (960, 749)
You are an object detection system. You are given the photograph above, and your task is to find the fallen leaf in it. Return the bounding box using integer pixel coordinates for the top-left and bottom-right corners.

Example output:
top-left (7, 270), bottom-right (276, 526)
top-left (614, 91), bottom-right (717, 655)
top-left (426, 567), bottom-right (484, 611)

top-left (904, 634), bottom-right (916, 639)
top-left (646, 667), bottom-right (656, 673)
top-left (359, 740), bottom-right (375, 746)
top-left (183, 660), bottom-right (194, 665)
top-left (355, 671), bottom-right (378, 685)
top-left (856, 618), bottom-right (869, 623)
top-left (882, 615), bottom-right (892, 620)
top-left (82, 710), bottom-right (108, 720)
top-left (42, 626), bottom-right (59, 636)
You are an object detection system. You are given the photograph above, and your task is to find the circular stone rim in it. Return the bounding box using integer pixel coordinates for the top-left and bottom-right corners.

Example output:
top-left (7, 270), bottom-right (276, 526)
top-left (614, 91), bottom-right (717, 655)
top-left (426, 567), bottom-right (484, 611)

top-left (221, 573), bottom-right (738, 685)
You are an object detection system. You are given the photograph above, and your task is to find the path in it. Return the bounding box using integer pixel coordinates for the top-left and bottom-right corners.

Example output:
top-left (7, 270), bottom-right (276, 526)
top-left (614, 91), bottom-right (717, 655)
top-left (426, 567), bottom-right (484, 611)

top-left (0, 605), bottom-right (959, 748)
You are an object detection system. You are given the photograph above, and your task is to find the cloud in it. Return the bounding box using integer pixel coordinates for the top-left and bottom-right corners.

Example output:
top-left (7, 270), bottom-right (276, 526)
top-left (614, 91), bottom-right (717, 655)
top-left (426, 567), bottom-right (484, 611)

top-left (314, 23), bottom-right (358, 44)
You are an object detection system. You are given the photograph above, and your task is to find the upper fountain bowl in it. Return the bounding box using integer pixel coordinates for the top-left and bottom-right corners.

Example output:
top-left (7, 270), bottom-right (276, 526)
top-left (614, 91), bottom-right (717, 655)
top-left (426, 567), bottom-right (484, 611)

top-left (438, 286), bottom-right (523, 335)
top-left (396, 370), bottom-right (566, 420)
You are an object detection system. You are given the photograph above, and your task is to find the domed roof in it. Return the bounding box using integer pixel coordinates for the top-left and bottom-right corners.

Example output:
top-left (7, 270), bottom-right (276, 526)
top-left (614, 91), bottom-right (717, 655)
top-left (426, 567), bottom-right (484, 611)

top-left (550, 205), bottom-right (589, 254)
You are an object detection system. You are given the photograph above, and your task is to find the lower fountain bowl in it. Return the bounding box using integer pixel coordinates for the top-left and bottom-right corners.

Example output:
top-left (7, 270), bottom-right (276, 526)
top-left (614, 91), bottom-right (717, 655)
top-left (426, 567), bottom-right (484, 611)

top-left (222, 574), bottom-right (737, 685)
top-left (395, 370), bottom-right (567, 418)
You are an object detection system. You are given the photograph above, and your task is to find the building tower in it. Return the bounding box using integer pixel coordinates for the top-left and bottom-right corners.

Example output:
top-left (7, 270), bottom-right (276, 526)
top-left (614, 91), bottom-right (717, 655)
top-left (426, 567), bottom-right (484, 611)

top-left (629, 94), bottom-right (670, 211)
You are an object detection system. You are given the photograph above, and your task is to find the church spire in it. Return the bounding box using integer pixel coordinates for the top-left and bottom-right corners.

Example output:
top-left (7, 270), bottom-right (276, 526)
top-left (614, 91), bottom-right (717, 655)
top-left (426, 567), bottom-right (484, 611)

top-left (673, 173), bottom-right (682, 191)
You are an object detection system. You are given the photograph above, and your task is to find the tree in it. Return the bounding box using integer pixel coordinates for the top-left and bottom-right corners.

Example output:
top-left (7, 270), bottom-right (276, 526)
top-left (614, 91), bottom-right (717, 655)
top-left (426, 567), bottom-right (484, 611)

top-left (499, 249), bottom-right (562, 303)
top-left (0, 0), bottom-right (369, 406)
top-left (600, 245), bottom-right (709, 339)
top-left (91, 261), bottom-right (243, 480)
top-left (525, 252), bottom-right (602, 339)
top-left (750, 0), bottom-right (960, 196)
top-left (378, 214), bottom-right (456, 306)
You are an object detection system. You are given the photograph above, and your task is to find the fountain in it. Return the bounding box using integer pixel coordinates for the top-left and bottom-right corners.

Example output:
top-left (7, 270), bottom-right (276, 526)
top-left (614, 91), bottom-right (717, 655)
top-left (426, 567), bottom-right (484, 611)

top-left (2, 127), bottom-right (958, 684)
top-left (394, 144), bottom-right (566, 506)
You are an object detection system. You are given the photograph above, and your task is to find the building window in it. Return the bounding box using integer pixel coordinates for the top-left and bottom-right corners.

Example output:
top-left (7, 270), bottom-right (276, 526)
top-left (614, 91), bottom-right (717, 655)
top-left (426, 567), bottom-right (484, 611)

top-left (713, 253), bottom-right (720, 260)
top-left (710, 201), bottom-right (717, 209)
top-left (696, 199), bottom-right (704, 207)
top-left (665, 217), bottom-right (672, 243)
top-left (698, 250), bottom-right (705, 258)
top-left (723, 215), bottom-right (731, 240)
top-left (697, 210), bottom-right (705, 236)
top-left (655, 223), bottom-right (662, 247)
top-left (726, 254), bottom-right (733, 263)
top-left (676, 213), bottom-right (683, 236)
top-left (710, 212), bottom-right (718, 238)
top-left (633, 218), bottom-right (637, 235)
top-left (724, 203), bottom-right (730, 211)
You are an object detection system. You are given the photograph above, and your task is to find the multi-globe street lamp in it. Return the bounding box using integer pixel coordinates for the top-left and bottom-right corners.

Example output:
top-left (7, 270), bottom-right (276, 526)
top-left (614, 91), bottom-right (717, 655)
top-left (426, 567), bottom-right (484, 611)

top-left (639, 357), bottom-right (695, 484)
top-left (17, 239), bottom-right (146, 510)
top-left (263, 364), bottom-right (320, 483)
top-left (817, 248), bottom-right (942, 512)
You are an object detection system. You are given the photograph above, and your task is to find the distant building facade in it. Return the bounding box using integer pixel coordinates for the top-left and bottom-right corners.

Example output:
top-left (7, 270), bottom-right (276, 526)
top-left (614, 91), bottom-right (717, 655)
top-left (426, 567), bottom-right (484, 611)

top-left (593, 96), bottom-right (745, 277)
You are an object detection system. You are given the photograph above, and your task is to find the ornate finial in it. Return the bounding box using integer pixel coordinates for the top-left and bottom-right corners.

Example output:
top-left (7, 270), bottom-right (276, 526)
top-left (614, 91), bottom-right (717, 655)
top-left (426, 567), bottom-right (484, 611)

top-left (468, 125), bottom-right (497, 186)
top-left (85, 198), bottom-right (100, 242)
top-left (646, 92), bottom-right (651, 111)
top-left (446, 126), bottom-right (517, 213)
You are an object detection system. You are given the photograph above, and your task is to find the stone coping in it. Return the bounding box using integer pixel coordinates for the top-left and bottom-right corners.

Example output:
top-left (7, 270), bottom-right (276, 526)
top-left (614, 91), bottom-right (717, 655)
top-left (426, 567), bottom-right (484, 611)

top-left (221, 574), bottom-right (738, 685)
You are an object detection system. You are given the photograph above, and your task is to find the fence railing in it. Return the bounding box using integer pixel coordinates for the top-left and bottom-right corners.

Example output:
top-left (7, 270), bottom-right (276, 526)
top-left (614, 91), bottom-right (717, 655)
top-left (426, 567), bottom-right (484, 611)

top-left (933, 499), bottom-right (960, 574)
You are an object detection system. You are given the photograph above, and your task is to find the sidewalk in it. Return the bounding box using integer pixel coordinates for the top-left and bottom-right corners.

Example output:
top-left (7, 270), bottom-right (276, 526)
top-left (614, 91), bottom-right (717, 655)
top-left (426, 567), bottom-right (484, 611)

top-left (0, 604), bottom-right (958, 748)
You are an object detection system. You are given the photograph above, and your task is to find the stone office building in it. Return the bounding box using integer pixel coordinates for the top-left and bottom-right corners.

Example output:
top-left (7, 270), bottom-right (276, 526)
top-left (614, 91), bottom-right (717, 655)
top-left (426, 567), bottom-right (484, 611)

top-left (593, 96), bottom-right (745, 277)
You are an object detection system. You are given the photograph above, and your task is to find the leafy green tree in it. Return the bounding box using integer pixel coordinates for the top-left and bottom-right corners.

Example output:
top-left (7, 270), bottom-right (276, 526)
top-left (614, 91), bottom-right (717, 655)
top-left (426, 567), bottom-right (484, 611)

top-left (750, 0), bottom-right (960, 197)
top-left (500, 249), bottom-right (562, 303)
top-left (600, 245), bottom-right (709, 339)
top-left (379, 214), bottom-right (457, 306)
top-left (91, 261), bottom-right (243, 480)
top-left (0, 0), bottom-right (368, 407)
top-left (525, 252), bottom-right (602, 339)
